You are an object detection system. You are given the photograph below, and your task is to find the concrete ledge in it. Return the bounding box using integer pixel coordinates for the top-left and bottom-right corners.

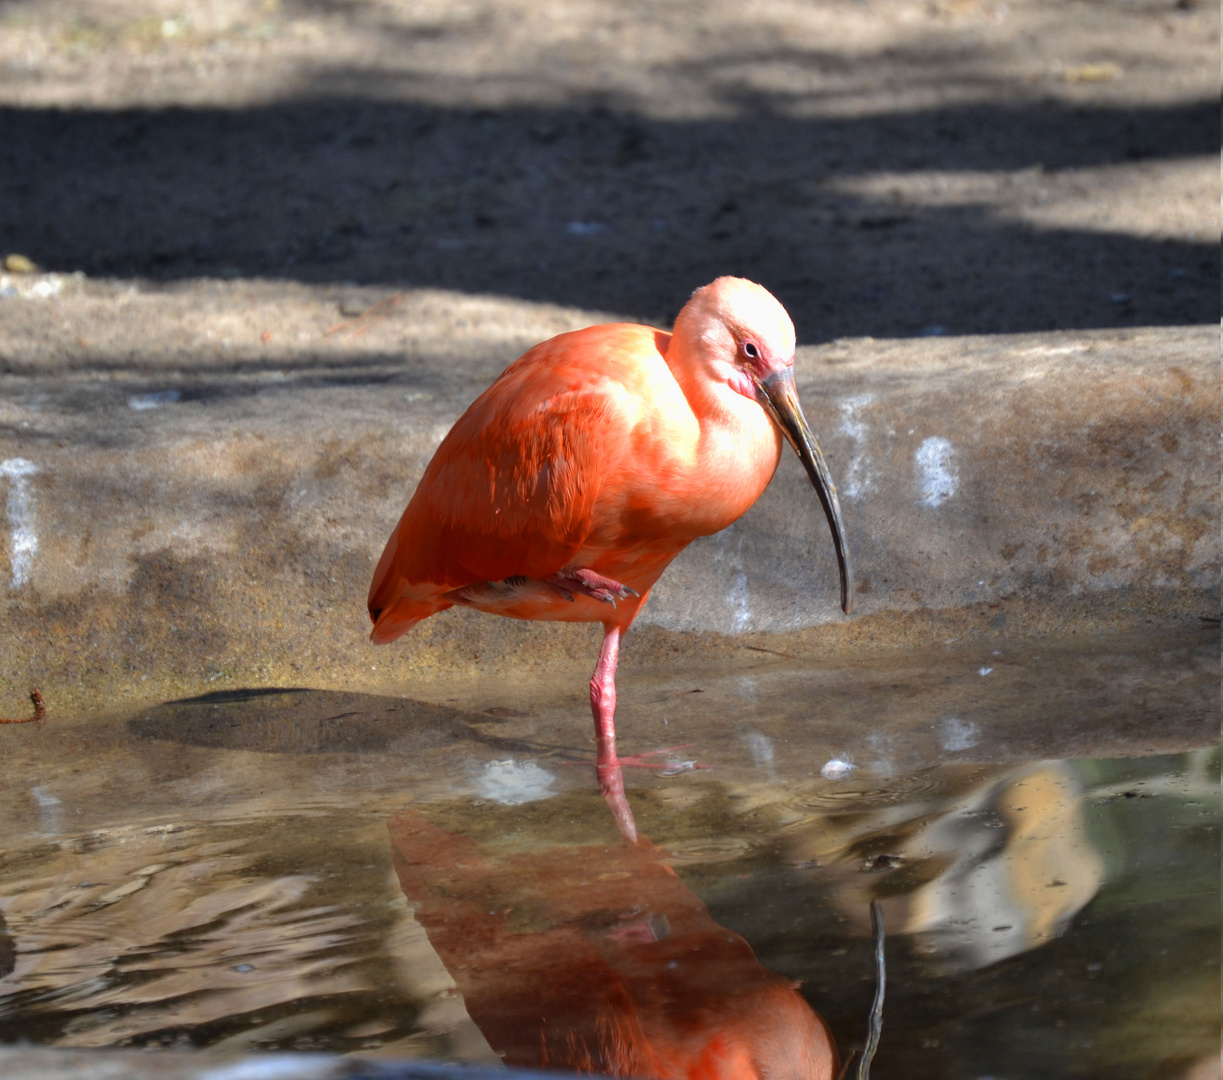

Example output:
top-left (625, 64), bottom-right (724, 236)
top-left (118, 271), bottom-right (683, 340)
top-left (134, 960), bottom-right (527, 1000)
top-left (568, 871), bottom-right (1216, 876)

top-left (0, 1047), bottom-right (575, 1080)
top-left (0, 280), bottom-right (1217, 715)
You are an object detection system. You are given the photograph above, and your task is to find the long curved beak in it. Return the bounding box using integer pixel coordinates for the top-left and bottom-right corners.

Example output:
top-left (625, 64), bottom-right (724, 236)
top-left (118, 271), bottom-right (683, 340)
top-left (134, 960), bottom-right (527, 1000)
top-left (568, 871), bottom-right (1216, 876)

top-left (755, 368), bottom-right (854, 615)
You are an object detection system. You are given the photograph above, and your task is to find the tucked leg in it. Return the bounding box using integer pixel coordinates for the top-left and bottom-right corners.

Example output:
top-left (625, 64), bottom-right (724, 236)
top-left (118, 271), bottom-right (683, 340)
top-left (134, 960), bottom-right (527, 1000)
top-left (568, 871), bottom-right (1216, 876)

top-left (590, 623), bottom-right (638, 842)
top-left (550, 568), bottom-right (639, 609)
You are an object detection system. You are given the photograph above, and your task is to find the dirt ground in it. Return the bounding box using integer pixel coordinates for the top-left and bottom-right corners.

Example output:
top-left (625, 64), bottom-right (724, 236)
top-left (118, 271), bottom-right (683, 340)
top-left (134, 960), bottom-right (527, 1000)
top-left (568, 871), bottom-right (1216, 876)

top-left (0, 0), bottom-right (1218, 341)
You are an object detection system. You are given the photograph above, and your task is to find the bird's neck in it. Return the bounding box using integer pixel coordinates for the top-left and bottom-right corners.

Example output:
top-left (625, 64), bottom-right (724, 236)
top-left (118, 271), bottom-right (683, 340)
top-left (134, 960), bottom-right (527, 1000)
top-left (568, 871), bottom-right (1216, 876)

top-left (664, 335), bottom-right (759, 435)
top-left (663, 336), bottom-right (783, 513)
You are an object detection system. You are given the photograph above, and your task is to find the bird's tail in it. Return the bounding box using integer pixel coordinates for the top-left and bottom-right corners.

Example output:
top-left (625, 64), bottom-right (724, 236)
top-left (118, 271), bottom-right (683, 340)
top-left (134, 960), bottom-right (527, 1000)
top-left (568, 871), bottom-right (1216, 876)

top-left (369, 594), bottom-right (452, 644)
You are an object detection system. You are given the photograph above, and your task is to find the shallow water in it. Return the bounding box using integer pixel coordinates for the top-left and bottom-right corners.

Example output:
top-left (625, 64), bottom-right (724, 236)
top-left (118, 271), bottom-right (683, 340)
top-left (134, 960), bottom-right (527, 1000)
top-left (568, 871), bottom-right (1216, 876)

top-left (0, 628), bottom-right (1218, 1078)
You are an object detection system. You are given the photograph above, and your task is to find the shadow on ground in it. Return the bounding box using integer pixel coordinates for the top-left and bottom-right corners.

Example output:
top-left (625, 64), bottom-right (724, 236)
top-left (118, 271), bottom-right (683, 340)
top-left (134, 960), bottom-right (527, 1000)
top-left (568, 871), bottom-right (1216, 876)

top-left (2, 93), bottom-right (1216, 340)
top-left (128, 686), bottom-right (555, 757)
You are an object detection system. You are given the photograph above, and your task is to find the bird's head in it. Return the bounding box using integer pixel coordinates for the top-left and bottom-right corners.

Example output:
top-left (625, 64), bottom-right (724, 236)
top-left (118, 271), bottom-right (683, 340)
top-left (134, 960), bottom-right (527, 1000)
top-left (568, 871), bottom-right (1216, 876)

top-left (674, 277), bottom-right (854, 615)
top-left (675, 276), bottom-right (798, 391)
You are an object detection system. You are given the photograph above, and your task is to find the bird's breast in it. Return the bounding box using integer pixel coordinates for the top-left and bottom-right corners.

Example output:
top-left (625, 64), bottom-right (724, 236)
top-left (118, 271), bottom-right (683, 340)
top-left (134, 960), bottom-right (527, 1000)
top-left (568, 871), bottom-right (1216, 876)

top-left (581, 392), bottom-right (784, 565)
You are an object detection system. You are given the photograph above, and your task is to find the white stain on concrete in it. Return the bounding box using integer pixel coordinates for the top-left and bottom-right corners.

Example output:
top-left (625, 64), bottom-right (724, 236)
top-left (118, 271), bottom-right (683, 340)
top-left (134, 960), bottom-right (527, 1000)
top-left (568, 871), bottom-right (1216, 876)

top-left (128, 390), bottom-right (181, 411)
top-left (939, 717), bottom-right (980, 752)
top-left (716, 527), bottom-right (752, 632)
top-left (839, 394), bottom-right (875, 500)
top-left (821, 755), bottom-right (857, 780)
top-left (0, 273), bottom-right (68, 300)
top-left (916, 436), bottom-right (957, 507)
top-left (475, 759), bottom-right (557, 805)
top-left (743, 731), bottom-right (774, 768)
top-left (727, 572), bottom-right (751, 632)
top-left (1, 457), bottom-right (38, 588)
top-left (978, 666), bottom-right (994, 676)
top-left (1014, 344), bottom-right (1086, 359)
top-left (742, 730), bottom-right (778, 781)
top-left (867, 732), bottom-right (897, 776)
top-left (199, 1056), bottom-right (332, 1080)
top-left (30, 785), bottom-right (62, 835)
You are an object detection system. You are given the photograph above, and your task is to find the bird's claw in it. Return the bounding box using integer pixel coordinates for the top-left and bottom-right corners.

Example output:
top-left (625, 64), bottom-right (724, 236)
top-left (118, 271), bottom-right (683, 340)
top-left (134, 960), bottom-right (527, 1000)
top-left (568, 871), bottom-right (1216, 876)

top-left (548, 569), bottom-right (639, 608)
top-left (594, 744), bottom-right (711, 773)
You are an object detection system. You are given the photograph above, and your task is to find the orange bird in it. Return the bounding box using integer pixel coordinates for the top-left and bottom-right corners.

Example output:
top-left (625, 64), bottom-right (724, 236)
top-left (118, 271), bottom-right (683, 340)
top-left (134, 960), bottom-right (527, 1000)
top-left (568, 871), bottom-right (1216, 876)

top-left (369, 277), bottom-right (853, 837)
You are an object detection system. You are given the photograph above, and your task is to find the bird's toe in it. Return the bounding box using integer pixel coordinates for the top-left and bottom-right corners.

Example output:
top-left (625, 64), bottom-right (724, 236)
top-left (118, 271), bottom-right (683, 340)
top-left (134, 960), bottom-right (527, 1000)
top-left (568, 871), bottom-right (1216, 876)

top-left (552, 568), bottom-right (639, 606)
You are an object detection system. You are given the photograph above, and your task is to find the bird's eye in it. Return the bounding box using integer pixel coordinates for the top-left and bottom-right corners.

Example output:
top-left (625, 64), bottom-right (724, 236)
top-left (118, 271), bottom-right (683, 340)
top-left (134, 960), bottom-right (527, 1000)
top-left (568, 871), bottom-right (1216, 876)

top-left (742, 341), bottom-right (759, 359)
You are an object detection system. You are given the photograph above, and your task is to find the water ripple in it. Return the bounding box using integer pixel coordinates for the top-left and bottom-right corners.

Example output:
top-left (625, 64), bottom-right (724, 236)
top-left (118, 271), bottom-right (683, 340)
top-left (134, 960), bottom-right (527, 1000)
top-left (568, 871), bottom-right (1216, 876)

top-left (662, 836), bottom-right (754, 865)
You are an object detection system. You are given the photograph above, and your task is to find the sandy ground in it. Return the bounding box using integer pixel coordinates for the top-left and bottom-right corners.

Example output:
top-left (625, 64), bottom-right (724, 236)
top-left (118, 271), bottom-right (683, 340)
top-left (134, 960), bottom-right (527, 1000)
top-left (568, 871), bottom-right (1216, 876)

top-left (0, 0), bottom-right (1218, 340)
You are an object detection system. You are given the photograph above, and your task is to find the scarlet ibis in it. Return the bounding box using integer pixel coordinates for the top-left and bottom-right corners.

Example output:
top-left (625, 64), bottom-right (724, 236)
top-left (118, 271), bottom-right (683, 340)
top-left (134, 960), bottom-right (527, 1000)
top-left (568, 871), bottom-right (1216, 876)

top-left (369, 277), bottom-right (853, 837)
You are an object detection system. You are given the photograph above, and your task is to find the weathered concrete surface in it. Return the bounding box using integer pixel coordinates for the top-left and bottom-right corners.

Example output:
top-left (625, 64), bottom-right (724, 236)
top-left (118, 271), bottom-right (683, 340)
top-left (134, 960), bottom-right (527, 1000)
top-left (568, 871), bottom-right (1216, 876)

top-left (0, 279), bottom-right (1217, 716)
top-left (0, 1047), bottom-right (568, 1080)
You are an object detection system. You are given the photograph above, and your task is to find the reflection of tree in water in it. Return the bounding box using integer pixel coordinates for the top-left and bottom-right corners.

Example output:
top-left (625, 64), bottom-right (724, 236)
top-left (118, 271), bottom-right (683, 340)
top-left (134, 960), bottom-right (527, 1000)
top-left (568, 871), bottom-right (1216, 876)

top-left (891, 763), bottom-right (1104, 973)
top-left (786, 761), bottom-right (1105, 974)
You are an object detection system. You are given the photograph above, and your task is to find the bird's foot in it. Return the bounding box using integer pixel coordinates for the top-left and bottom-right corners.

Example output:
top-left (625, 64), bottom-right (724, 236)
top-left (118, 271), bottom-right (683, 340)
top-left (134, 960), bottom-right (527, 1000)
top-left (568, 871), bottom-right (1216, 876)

top-left (566, 744), bottom-right (709, 775)
top-left (604, 911), bottom-right (671, 945)
top-left (616, 744), bottom-right (710, 775)
top-left (547, 568), bottom-right (639, 609)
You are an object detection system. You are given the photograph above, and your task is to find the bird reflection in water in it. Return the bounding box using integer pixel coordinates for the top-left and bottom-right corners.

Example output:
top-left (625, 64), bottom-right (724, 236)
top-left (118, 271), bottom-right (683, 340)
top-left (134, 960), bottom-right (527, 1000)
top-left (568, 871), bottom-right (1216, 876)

top-left (389, 811), bottom-right (838, 1079)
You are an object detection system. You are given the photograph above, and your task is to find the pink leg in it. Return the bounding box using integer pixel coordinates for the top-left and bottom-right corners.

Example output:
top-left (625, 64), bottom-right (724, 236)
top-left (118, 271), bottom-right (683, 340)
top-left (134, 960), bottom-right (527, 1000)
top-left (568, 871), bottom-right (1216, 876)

top-left (591, 624), bottom-right (638, 843)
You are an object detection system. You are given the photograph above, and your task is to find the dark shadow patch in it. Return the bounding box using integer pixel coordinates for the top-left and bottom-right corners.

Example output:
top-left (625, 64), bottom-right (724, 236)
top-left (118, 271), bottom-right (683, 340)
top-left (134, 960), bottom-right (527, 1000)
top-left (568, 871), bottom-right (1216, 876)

top-left (129, 686), bottom-right (547, 756)
top-left (0, 96), bottom-right (1216, 340)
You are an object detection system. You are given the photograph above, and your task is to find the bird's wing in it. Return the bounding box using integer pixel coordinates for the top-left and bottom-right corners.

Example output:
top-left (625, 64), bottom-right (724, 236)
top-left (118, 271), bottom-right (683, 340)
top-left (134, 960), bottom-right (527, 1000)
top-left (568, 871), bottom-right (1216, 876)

top-left (369, 327), bottom-right (657, 614)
